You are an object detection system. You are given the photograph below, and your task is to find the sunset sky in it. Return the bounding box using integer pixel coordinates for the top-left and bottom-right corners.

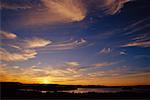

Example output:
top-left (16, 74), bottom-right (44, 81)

top-left (0, 0), bottom-right (150, 86)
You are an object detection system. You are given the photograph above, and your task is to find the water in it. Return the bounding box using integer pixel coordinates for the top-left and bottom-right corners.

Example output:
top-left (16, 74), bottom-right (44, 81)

top-left (20, 88), bottom-right (128, 93)
top-left (61, 88), bottom-right (126, 93)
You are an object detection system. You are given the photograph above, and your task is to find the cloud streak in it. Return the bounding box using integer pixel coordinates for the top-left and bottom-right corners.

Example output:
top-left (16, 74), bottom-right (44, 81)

top-left (122, 41), bottom-right (150, 47)
top-left (98, 0), bottom-right (132, 15)
top-left (23, 37), bottom-right (52, 48)
top-left (65, 61), bottom-right (80, 67)
top-left (1, 63), bottom-right (149, 85)
top-left (92, 62), bottom-right (114, 68)
top-left (38, 38), bottom-right (87, 51)
top-left (0, 30), bottom-right (17, 39)
top-left (99, 48), bottom-right (111, 54)
top-left (131, 33), bottom-right (150, 42)
top-left (0, 48), bottom-right (37, 62)
top-left (0, 1), bottom-right (33, 10)
top-left (21, 0), bottom-right (86, 26)
top-left (1, 0), bottom-right (132, 27)
top-left (123, 18), bottom-right (150, 34)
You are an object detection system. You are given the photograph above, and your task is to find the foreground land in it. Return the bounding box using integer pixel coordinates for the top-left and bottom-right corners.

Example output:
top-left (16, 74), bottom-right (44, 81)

top-left (0, 82), bottom-right (150, 99)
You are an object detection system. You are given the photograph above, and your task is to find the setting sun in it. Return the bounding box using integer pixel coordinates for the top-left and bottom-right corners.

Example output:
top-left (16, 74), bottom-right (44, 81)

top-left (42, 79), bottom-right (50, 84)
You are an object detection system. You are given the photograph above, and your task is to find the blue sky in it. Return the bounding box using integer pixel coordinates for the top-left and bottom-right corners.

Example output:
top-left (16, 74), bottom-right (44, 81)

top-left (0, 0), bottom-right (150, 85)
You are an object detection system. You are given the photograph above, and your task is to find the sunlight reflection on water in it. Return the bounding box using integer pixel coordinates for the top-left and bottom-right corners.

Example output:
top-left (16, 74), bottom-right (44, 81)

top-left (20, 88), bottom-right (127, 93)
top-left (61, 88), bottom-right (124, 93)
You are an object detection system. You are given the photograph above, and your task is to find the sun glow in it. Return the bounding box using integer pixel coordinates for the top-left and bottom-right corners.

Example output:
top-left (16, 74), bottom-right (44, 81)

top-left (42, 79), bottom-right (50, 84)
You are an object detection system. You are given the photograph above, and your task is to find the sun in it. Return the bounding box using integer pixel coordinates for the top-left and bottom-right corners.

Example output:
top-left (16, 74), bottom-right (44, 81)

top-left (42, 79), bottom-right (50, 84)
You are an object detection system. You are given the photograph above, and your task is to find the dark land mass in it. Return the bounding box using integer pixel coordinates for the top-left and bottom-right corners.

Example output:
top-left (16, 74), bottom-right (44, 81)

top-left (0, 82), bottom-right (150, 99)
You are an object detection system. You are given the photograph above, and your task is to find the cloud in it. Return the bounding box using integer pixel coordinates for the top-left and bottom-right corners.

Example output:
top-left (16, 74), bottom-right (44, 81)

top-left (23, 37), bottom-right (52, 48)
top-left (123, 18), bottom-right (150, 34)
top-left (122, 72), bottom-right (150, 78)
top-left (65, 61), bottom-right (80, 66)
top-left (38, 38), bottom-right (87, 51)
top-left (87, 66), bottom-right (140, 78)
top-left (66, 67), bottom-right (80, 74)
top-left (1, 63), bottom-right (149, 85)
top-left (0, 30), bottom-right (17, 39)
top-left (97, 0), bottom-right (132, 15)
top-left (118, 18), bottom-right (150, 48)
top-left (13, 66), bottom-right (20, 69)
top-left (3, 0), bottom-right (132, 27)
top-left (42, 0), bottom-right (86, 21)
top-left (92, 62), bottom-right (114, 67)
top-left (122, 41), bottom-right (150, 47)
top-left (1, 37), bottom-right (87, 62)
top-left (125, 24), bottom-right (150, 35)
top-left (131, 33), bottom-right (150, 42)
top-left (0, 1), bottom-right (33, 10)
top-left (99, 48), bottom-right (111, 54)
top-left (120, 51), bottom-right (127, 55)
top-left (77, 62), bottom-right (116, 70)
top-left (14, 64), bottom-right (81, 78)
top-left (0, 48), bottom-right (37, 62)
top-left (21, 0), bottom-right (86, 26)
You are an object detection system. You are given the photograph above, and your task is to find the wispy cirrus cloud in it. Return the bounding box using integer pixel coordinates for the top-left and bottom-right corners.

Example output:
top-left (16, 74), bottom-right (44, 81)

top-left (1, 0), bottom-right (132, 27)
top-left (122, 18), bottom-right (150, 35)
top-left (4, 37), bottom-right (87, 51)
top-left (0, 30), bottom-right (17, 39)
top-left (87, 65), bottom-right (150, 79)
top-left (42, 0), bottom-right (86, 21)
top-left (131, 33), bottom-right (150, 42)
top-left (99, 47), bottom-right (111, 54)
top-left (38, 38), bottom-right (87, 51)
top-left (21, 0), bottom-right (86, 26)
top-left (0, 34), bottom-right (52, 62)
top-left (0, 61), bottom-right (114, 83)
top-left (120, 51), bottom-right (127, 55)
top-left (23, 37), bottom-right (52, 48)
top-left (23, 0), bottom-right (132, 26)
top-left (117, 18), bottom-right (150, 48)
top-left (1, 37), bottom-right (87, 62)
top-left (122, 41), bottom-right (150, 47)
top-left (92, 62), bottom-right (115, 68)
top-left (0, 63), bottom-right (83, 83)
top-left (76, 62), bottom-right (116, 70)
top-left (0, 48), bottom-right (37, 62)
top-left (0, 32), bottom-right (40, 62)
top-left (65, 61), bottom-right (80, 67)
top-left (98, 0), bottom-right (132, 15)
top-left (2, 63), bottom-right (149, 85)
top-left (0, 1), bottom-right (33, 10)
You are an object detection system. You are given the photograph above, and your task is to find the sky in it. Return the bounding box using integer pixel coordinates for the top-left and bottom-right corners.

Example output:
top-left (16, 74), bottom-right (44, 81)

top-left (0, 0), bottom-right (150, 86)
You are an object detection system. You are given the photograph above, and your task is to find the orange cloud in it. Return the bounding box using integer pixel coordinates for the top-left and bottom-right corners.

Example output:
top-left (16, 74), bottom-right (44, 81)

top-left (8, 0), bottom-right (132, 27)
top-left (92, 62), bottom-right (114, 67)
top-left (0, 63), bottom-right (83, 84)
top-left (0, 48), bottom-right (37, 62)
top-left (1, 63), bottom-right (149, 85)
top-left (103, 0), bottom-right (132, 15)
top-left (0, 30), bottom-right (17, 39)
top-left (21, 0), bottom-right (86, 26)
top-left (87, 0), bottom-right (132, 15)
top-left (42, 0), bottom-right (86, 21)
top-left (38, 38), bottom-right (87, 51)
top-left (122, 41), bottom-right (150, 47)
top-left (65, 61), bottom-right (80, 66)
top-left (23, 37), bottom-right (52, 48)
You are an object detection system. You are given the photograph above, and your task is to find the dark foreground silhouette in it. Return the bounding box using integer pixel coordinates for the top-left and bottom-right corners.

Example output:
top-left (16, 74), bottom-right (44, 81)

top-left (0, 82), bottom-right (150, 99)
